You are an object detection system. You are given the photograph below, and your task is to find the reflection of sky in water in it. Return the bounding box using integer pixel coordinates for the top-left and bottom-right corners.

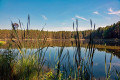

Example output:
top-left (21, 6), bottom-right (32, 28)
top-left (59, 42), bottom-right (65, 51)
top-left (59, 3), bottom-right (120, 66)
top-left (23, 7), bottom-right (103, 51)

top-left (0, 47), bottom-right (120, 79)
top-left (42, 47), bottom-right (120, 79)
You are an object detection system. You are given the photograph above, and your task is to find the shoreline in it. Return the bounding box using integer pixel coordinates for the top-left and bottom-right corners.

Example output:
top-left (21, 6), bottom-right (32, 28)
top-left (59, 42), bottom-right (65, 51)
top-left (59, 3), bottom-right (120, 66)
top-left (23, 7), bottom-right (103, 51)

top-left (0, 38), bottom-right (120, 41)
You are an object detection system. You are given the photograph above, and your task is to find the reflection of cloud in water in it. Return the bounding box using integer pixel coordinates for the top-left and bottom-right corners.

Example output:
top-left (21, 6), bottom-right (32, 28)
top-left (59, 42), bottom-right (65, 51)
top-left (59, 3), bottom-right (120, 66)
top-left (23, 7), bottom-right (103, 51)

top-left (94, 63), bottom-right (98, 66)
top-left (108, 63), bottom-right (120, 67)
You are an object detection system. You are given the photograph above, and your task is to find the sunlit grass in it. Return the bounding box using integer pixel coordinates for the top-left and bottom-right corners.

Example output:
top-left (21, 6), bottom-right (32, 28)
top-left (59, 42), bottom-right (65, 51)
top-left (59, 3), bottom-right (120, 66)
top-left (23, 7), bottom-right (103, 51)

top-left (0, 41), bottom-right (6, 45)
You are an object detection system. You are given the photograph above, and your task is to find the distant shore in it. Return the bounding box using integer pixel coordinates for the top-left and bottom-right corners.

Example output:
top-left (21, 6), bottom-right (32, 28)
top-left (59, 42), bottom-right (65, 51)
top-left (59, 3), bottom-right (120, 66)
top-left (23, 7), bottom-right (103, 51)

top-left (0, 38), bottom-right (120, 41)
top-left (0, 38), bottom-right (86, 41)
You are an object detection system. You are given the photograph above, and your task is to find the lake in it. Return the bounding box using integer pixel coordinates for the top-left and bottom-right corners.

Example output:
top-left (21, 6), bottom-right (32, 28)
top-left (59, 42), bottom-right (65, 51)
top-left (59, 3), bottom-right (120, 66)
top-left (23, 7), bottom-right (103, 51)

top-left (0, 39), bottom-right (120, 80)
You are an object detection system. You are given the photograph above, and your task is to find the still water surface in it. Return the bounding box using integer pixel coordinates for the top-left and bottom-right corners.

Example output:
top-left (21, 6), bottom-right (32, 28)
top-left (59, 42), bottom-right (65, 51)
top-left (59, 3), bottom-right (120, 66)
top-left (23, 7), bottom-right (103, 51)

top-left (42, 47), bottom-right (120, 79)
top-left (0, 40), bottom-right (120, 79)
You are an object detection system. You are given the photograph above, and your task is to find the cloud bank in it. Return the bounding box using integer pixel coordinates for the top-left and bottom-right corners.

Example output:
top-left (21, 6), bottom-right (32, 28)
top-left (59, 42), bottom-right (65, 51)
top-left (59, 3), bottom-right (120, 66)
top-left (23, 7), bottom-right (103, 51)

top-left (108, 8), bottom-right (120, 16)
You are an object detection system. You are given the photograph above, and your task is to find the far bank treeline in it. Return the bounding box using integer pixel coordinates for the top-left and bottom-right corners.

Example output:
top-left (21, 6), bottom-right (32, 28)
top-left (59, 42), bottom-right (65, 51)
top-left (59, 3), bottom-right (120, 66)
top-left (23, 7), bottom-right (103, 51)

top-left (0, 21), bottom-right (120, 40)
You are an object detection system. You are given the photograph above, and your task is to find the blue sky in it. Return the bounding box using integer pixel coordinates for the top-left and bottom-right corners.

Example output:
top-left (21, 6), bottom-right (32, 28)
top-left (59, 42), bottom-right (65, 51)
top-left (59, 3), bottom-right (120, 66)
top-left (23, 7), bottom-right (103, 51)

top-left (0, 0), bottom-right (120, 31)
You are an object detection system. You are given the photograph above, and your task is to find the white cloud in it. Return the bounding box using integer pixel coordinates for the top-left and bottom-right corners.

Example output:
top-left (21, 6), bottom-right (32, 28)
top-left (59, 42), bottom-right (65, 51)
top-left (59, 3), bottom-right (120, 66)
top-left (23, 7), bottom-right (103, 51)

top-left (41, 15), bottom-right (48, 20)
top-left (108, 8), bottom-right (113, 12)
top-left (75, 15), bottom-right (88, 21)
top-left (93, 11), bottom-right (99, 15)
top-left (72, 18), bottom-right (76, 21)
top-left (108, 8), bottom-right (120, 16)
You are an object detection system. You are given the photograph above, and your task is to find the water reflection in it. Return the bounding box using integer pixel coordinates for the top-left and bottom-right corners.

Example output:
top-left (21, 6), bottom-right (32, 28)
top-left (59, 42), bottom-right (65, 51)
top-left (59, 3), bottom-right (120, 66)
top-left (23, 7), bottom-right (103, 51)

top-left (0, 46), bottom-right (120, 80)
top-left (1, 40), bottom-right (120, 54)
top-left (0, 33), bottom-right (120, 80)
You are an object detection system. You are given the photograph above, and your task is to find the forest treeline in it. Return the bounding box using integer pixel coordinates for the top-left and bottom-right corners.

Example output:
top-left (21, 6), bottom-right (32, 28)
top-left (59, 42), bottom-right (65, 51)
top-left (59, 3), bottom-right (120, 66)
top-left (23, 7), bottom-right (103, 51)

top-left (0, 21), bottom-right (120, 39)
